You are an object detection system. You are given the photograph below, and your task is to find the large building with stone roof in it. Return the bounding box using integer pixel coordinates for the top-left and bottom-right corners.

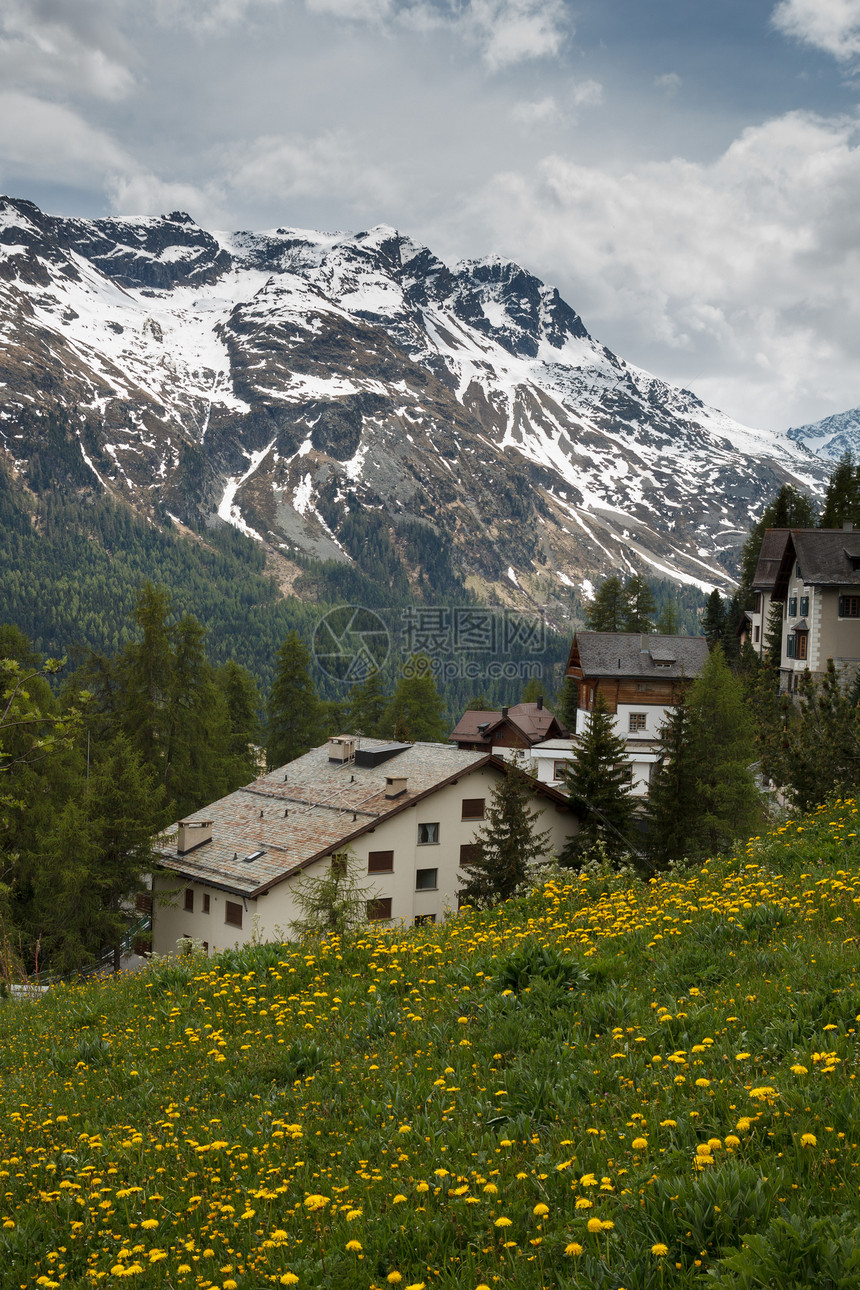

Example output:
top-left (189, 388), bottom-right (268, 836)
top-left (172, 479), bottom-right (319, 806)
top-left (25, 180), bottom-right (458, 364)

top-left (749, 526), bottom-right (860, 691)
top-left (152, 736), bottom-right (577, 956)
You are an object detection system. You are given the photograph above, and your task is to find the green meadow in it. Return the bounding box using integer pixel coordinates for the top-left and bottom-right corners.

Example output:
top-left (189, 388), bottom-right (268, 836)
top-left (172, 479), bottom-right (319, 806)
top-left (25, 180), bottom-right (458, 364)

top-left (2, 800), bottom-right (860, 1290)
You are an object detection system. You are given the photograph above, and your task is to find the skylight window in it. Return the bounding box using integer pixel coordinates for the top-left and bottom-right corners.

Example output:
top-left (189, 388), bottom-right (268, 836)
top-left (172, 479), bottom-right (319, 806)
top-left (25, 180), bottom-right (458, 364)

top-left (243, 850), bottom-right (266, 863)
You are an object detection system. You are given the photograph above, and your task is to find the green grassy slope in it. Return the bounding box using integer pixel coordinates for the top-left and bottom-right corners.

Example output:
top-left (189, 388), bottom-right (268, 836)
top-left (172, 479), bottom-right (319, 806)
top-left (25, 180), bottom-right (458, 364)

top-left (2, 801), bottom-right (859, 1290)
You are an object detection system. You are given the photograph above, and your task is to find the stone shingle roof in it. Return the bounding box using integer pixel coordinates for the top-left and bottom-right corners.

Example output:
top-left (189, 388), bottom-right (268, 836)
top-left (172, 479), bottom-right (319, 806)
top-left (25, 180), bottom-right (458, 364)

top-left (568, 632), bottom-right (709, 679)
top-left (156, 739), bottom-right (494, 897)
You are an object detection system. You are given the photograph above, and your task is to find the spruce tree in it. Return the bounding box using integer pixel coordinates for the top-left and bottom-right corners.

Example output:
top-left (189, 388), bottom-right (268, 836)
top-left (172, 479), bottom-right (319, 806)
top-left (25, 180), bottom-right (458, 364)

top-left (655, 602), bottom-right (681, 635)
top-left (643, 694), bottom-right (698, 868)
top-left (216, 660), bottom-right (262, 788)
top-left (347, 672), bottom-right (388, 736)
top-left (781, 662), bottom-right (860, 811)
top-left (702, 590), bottom-right (727, 649)
top-left (819, 452), bottom-right (860, 529)
top-left (687, 646), bottom-right (762, 858)
top-left (585, 576), bottom-right (627, 632)
top-left (382, 658), bottom-right (448, 743)
top-left (266, 632), bottom-right (326, 768)
top-left (623, 575), bottom-right (656, 633)
top-left (557, 674), bottom-right (580, 733)
top-left (763, 600), bottom-right (784, 669)
top-left (560, 692), bottom-right (637, 865)
top-left (458, 767), bottom-right (551, 909)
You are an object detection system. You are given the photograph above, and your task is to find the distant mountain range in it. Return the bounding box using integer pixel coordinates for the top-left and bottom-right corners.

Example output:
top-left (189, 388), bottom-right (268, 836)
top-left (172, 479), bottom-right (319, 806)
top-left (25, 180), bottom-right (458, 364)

top-left (0, 195), bottom-right (831, 613)
top-left (787, 408), bottom-right (860, 462)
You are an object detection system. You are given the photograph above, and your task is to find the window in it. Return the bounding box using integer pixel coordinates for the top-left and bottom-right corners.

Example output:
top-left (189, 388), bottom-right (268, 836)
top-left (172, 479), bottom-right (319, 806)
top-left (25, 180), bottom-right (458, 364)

top-left (202, 893), bottom-right (211, 915)
top-left (796, 562), bottom-right (802, 578)
top-left (617, 764), bottom-right (634, 784)
top-left (366, 897), bottom-right (392, 921)
top-left (331, 853), bottom-right (347, 877)
top-left (416, 868), bottom-right (438, 890)
top-left (418, 822), bottom-right (439, 845)
top-left (184, 888), bottom-right (194, 913)
top-left (368, 850), bottom-right (394, 874)
top-left (800, 596), bottom-right (809, 617)
top-left (135, 892), bottom-right (153, 914)
top-left (754, 592), bottom-right (762, 613)
top-left (459, 843), bottom-right (481, 866)
top-left (788, 597), bottom-right (798, 617)
top-left (225, 901), bottom-right (243, 928)
top-left (839, 596), bottom-right (860, 618)
top-left (754, 625), bottom-right (760, 644)
top-left (796, 632), bottom-right (808, 661)
top-left (414, 913), bottom-right (436, 926)
top-left (628, 713), bottom-right (647, 732)
top-left (461, 798), bottom-right (485, 820)
top-left (552, 760), bottom-right (570, 780)
top-left (786, 635), bottom-right (795, 659)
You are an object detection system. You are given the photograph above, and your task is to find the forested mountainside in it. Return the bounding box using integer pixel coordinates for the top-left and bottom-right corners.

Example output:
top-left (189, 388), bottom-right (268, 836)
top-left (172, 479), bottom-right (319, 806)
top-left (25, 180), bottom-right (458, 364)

top-left (0, 196), bottom-right (827, 617)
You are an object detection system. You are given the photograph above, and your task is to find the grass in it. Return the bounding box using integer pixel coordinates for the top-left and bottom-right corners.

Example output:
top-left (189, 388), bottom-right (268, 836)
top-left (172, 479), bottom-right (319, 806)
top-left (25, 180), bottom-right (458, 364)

top-left (1, 800), bottom-right (860, 1290)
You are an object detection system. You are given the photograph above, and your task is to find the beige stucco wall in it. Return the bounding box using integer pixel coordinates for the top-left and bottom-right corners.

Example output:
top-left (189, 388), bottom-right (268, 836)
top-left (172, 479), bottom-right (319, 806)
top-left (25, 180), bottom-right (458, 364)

top-left (152, 766), bottom-right (576, 957)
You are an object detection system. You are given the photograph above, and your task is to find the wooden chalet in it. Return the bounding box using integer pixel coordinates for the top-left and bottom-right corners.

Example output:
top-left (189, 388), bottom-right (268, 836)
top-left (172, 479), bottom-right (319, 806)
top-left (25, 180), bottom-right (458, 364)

top-left (449, 700), bottom-right (566, 752)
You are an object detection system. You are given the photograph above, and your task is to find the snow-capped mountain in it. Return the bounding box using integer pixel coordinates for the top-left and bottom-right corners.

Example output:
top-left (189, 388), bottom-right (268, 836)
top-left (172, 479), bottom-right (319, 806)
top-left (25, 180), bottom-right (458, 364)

top-left (786, 408), bottom-right (860, 463)
top-left (0, 196), bottom-right (827, 608)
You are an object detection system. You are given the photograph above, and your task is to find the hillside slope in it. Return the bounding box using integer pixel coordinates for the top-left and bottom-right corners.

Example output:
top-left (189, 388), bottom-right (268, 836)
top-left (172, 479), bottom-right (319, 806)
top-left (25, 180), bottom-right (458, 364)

top-left (1, 800), bottom-right (859, 1288)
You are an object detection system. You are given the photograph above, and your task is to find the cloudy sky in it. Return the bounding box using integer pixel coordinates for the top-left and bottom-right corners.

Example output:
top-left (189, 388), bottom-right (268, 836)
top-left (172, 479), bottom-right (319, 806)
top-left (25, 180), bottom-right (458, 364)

top-left (1, 0), bottom-right (859, 431)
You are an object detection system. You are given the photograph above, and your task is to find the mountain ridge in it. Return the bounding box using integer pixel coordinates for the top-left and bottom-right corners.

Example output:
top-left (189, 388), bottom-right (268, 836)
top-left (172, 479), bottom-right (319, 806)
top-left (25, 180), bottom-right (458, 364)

top-left (0, 195), bottom-right (828, 617)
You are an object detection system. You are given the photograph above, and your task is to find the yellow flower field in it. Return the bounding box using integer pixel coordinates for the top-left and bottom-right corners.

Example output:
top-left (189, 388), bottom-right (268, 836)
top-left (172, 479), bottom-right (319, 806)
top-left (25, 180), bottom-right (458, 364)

top-left (1, 799), bottom-right (859, 1289)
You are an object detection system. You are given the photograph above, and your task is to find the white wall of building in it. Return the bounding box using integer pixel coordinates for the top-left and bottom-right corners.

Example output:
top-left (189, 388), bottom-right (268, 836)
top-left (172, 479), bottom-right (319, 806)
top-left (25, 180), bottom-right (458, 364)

top-left (152, 766), bottom-right (575, 956)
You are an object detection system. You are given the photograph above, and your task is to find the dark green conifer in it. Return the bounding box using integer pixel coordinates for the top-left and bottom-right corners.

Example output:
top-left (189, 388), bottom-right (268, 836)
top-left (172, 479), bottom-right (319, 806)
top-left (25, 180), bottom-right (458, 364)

top-left (560, 692), bottom-right (637, 865)
top-left (458, 767), bottom-right (551, 909)
top-left (266, 632), bottom-right (326, 769)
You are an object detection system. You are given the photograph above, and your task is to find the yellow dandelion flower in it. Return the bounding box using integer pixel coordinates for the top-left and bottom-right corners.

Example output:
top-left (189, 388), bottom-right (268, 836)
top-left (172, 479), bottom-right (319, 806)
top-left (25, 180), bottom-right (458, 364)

top-left (631, 1137), bottom-right (647, 1150)
top-left (565, 1242), bottom-right (584, 1256)
top-left (279, 1276), bottom-right (299, 1286)
top-left (533, 1203), bottom-right (549, 1217)
top-left (140, 1219), bottom-right (159, 1230)
top-left (587, 1218), bottom-right (603, 1233)
top-left (345, 1240), bottom-right (362, 1252)
top-left (386, 1275), bottom-right (403, 1285)
top-left (494, 1216), bottom-right (512, 1227)
top-left (800, 1133), bottom-right (817, 1147)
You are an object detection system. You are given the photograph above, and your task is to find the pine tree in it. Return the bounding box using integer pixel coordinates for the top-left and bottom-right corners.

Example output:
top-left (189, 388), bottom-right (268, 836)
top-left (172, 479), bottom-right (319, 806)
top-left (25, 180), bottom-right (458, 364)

top-left (457, 767), bottom-right (551, 909)
top-left (687, 647), bottom-right (762, 858)
top-left (560, 692), bottom-right (637, 865)
top-left (763, 599), bottom-right (784, 669)
top-left (216, 660), bottom-right (262, 788)
top-left (347, 672), bottom-right (388, 736)
top-left (266, 632), bottom-right (326, 769)
top-left (702, 590), bottom-right (727, 649)
top-left (819, 452), bottom-right (860, 529)
top-left (655, 602), bottom-right (681, 635)
top-left (623, 575), bottom-right (656, 633)
top-left (382, 658), bottom-right (448, 743)
top-left (781, 662), bottom-right (860, 811)
top-left (557, 674), bottom-right (579, 733)
top-left (643, 694), bottom-right (698, 868)
top-left (585, 576), bottom-right (627, 632)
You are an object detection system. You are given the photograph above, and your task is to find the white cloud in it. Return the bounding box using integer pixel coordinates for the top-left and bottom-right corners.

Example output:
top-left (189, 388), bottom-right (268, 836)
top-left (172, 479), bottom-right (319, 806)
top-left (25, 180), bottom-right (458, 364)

top-left (224, 131), bottom-right (402, 209)
top-left (772, 0), bottom-right (860, 61)
top-left (511, 95), bottom-right (561, 125)
top-left (0, 0), bottom-right (135, 100)
top-left (570, 78), bottom-right (603, 108)
top-left (304, 0), bottom-right (569, 69)
top-left (654, 71), bottom-right (681, 95)
top-left (0, 91), bottom-right (131, 182)
top-left (468, 110), bottom-right (860, 427)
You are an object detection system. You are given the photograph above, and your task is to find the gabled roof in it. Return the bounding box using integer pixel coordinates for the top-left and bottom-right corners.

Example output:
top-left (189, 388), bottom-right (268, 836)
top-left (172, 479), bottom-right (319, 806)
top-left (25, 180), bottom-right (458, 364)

top-left (156, 737), bottom-right (573, 898)
top-left (753, 527), bottom-right (860, 596)
top-left (566, 632), bottom-right (709, 679)
top-left (449, 702), bottom-right (563, 746)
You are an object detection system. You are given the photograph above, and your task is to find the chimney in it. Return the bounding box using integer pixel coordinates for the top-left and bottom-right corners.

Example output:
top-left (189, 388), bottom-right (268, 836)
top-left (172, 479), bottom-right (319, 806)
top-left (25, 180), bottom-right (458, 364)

top-left (328, 736), bottom-right (356, 763)
top-left (385, 775), bottom-right (408, 799)
top-left (537, 696), bottom-right (543, 710)
top-left (177, 820), bottom-right (213, 854)
top-left (501, 706), bottom-right (509, 718)
top-left (843, 521), bottom-right (854, 532)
